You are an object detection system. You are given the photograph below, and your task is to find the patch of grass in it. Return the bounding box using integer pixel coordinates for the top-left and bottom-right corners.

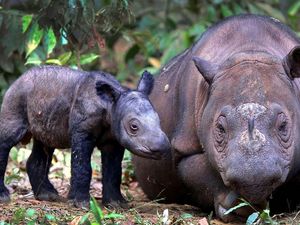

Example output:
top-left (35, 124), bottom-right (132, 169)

top-left (79, 197), bottom-right (124, 225)
top-left (0, 208), bottom-right (58, 225)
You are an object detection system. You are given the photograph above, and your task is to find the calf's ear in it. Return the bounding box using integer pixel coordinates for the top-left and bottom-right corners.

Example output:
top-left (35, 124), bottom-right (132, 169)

top-left (137, 70), bottom-right (154, 95)
top-left (95, 81), bottom-right (121, 103)
top-left (283, 46), bottom-right (300, 79)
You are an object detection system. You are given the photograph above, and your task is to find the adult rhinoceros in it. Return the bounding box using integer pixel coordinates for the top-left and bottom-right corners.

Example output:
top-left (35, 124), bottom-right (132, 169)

top-left (132, 14), bottom-right (300, 221)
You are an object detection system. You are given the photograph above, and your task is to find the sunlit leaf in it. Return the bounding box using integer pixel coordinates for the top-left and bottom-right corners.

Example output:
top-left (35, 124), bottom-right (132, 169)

top-left (9, 147), bottom-right (18, 162)
top-left (224, 202), bottom-right (249, 215)
top-left (246, 212), bottom-right (259, 225)
top-left (148, 57), bottom-right (161, 69)
top-left (22, 14), bottom-right (33, 33)
top-left (25, 52), bottom-right (42, 65)
top-left (80, 53), bottom-right (99, 65)
top-left (45, 214), bottom-right (56, 221)
top-left (90, 197), bottom-right (103, 225)
top-left (259, 209), bottom-right (271, 220)
top-left (58, 52), bottom-right (72, 65)
top-left (79, 214), bottom-right (91, 225)
top-left (180, 213), bottom-right (193, 219)
top-left (26, 208), bottom-right (36, 218)
top-left (26, 23), bottom-right (44, 57)
top-left (44, 28), bottom-right (57, 56)
top-left (288, 1), bottom-right (300, 16)
top-left (45, 59), bottom-right (62, 65)
top-left (103, 213), bottom-right (124, 219)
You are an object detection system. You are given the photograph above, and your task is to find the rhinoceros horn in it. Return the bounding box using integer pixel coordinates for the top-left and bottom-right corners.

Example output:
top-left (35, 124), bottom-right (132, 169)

top-left (192, 56), bottom-right (218, 84)
top-left (283, 46), bottom-right (300, 79)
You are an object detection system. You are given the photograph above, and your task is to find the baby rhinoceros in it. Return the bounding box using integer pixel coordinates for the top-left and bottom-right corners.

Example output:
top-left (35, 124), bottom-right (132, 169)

top-left (0, 65), bottom-right (170, 208)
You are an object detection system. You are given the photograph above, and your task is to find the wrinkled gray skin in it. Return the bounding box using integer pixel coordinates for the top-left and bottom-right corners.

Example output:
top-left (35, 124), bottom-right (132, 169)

top-left (133, 14), bottom-right (300, 221)
top-left (0, 66), bottom-right (170, 208)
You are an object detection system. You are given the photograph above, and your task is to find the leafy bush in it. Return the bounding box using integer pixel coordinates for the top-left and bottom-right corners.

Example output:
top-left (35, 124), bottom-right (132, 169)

top-left (0, 0), bottom-right (299, 103)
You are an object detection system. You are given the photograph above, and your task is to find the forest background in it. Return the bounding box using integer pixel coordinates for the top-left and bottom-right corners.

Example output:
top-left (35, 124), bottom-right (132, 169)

top-left (0, 0), bottom-right (299, 102)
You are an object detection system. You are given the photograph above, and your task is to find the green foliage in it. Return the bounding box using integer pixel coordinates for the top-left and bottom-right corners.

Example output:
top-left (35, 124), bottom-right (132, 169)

top-left (79, 197), bottom-right (124, 225)
top-left (1, 208), bottom-right (57, 225)
top-left (0, 0), bottom-right (300, 103)
top-left (122, 150), bottom-right (134, 185)
top-left (225, 199), bottom-right (277, 224)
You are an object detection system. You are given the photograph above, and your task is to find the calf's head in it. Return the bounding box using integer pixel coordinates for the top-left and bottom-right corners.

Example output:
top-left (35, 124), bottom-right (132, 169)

top-left (96, 71), bottom-right (170, 159)
top-left (193, 46), bottom-right (300, 203)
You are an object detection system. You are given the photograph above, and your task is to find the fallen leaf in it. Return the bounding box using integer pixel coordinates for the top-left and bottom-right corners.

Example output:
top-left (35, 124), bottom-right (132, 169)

top-left (69, 216), bottom-right (82, 225)
top-left (198, 217), bottom-right (209, 225)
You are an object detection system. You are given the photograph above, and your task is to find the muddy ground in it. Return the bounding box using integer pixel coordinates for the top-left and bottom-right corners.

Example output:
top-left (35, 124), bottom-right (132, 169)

top-left (0, 147), bottom-right (299, 225)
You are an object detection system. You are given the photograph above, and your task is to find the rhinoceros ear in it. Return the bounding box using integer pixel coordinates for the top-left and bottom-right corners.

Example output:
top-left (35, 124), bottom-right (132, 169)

top-left (95, 81), bottom-right (121, 103)
top-left (137, 70), bottom-right (154, 95)
top-left (192, 56), bottom-right (218, 84)
top-left (283, 46), bottom-right (300, 79)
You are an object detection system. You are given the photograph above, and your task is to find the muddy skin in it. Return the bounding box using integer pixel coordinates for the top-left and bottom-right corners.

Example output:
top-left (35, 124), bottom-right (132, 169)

top-left (132, 14), bottom-right (300, 222)
top-left (0, 66), bottom-right (170, 208)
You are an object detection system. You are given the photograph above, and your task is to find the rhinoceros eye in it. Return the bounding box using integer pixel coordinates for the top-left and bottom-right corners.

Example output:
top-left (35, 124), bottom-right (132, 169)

top-left (130, 123), bottom-right (139, 131)
top-left (214, 115), bottom-right (228, 152)
top-left (276, 113), bottom-right (292, 148)
top-left (128, 119), bottom-right (140, 135)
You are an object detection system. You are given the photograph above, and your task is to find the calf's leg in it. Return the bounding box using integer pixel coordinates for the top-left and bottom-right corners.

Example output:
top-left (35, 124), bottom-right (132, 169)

top-left (67, 131), bottom-right (94, 208)
top-left (101, 144), bottom-right (127, 208)
top-left (26, 139), bottom-right (60, 201)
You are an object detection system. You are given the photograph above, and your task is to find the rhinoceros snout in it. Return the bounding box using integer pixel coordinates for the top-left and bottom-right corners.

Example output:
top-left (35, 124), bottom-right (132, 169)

top-left (149, 133), bottom-right (172, 159)
top-left (225, 165), bottom-right (284, 203)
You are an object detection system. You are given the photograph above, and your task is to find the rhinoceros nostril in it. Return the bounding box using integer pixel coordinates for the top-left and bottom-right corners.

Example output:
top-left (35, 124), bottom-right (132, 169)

top-left (248, 117), bottom-right (255, 140)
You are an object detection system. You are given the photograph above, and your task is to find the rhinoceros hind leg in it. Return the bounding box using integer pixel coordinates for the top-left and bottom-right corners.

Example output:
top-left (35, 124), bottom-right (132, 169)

top-left (0, 117), bottom-right (28, 203)
top-left (27, 139), bottom-right (60, 201)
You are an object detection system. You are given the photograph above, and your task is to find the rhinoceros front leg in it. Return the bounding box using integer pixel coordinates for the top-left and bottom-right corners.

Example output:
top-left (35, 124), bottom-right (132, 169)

top-left (27, 139), bottom-right (60, 201)
top-left (178, 153), bottom-right (255, 222)
top-left (100, 143), bottom-right (127, 208)
top-left (68, 131), bottom-right (95, 208)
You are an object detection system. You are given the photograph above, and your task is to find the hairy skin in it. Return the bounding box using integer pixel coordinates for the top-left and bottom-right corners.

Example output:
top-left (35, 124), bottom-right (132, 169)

top-left (133, 14), bottom-right (300, 222)
top-left (0, 66), bottom-right (170, 208)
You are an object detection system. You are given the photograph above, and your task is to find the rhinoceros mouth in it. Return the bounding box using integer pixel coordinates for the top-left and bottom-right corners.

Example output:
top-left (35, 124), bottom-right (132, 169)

top-left (131, 147), bottom-right (163, 160)
top-left (232, 183), bottom-right (277, 204)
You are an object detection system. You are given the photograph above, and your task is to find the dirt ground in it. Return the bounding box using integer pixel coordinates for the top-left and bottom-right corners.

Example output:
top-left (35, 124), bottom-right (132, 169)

top-left (0, 148), bottom-right (300, 225)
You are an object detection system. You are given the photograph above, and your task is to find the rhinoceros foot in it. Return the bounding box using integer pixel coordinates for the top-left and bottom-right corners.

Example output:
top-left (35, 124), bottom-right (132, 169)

top-left (35, 190), bottom-right (64, 202)
top-left (0, 187), bottom-right (10, 203)
top-left (103, 199), bottom-right (129, 209)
